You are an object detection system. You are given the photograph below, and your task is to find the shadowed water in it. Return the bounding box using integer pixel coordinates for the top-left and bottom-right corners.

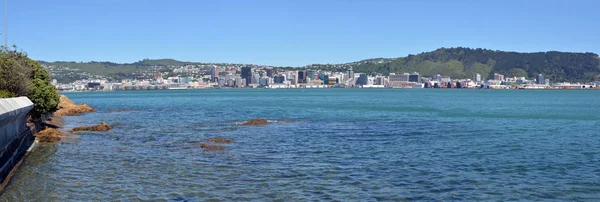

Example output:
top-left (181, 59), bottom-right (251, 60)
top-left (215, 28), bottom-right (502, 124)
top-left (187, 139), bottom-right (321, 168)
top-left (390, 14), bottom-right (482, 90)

top-left (2, 89), bottom-right (600, 201)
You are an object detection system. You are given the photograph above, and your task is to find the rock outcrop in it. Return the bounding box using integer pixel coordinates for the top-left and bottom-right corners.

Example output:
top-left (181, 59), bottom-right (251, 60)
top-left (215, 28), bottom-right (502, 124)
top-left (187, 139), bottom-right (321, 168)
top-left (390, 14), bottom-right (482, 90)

top-left (241, 118), bottom-right (270, 126)
top-left (200, 143), bottom-right (225, 151)
top-left (72, 122), bottom-right (112, 132)
top-left (54, 95), bottom-right (95, 116)
top-left (35, 128), bottom-right (64, 143)
top-left (204, 137), bottom-right (234, 144)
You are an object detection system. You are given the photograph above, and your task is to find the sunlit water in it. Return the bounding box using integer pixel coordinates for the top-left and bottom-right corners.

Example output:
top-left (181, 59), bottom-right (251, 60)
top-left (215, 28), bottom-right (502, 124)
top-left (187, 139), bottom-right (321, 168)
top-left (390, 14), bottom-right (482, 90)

top-left (2, 89), bottom-right (600, 201)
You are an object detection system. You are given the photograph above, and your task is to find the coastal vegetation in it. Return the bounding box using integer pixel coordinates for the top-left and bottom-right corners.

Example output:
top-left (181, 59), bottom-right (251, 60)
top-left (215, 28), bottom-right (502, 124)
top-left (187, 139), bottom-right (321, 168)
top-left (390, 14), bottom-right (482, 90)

top-left (0, 47), bottom-right (60, 118)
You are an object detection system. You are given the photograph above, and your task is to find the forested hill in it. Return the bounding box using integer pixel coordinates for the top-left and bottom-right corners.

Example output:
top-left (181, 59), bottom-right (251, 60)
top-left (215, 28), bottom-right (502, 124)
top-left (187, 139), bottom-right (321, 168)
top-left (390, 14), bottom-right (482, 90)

top-left (41, 47), bottom-right (600, 83)
top-left (338, 48), bottom-right (600, 82)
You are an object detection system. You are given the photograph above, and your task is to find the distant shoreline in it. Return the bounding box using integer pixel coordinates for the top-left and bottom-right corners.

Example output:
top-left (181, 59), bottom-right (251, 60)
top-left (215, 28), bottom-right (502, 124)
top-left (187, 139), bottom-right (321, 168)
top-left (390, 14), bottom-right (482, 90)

top-left (59, 87), bottom-right (600, 93)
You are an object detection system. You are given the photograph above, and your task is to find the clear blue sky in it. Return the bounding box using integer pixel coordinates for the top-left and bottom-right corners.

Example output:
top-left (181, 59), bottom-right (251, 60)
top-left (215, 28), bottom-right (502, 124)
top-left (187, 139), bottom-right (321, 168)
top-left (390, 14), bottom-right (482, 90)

top-left (7, 0), bottom-right (600, 66)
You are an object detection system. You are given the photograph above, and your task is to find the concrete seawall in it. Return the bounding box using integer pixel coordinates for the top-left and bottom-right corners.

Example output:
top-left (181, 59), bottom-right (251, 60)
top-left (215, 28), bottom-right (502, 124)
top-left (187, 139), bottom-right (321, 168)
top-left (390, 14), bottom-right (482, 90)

top-left (0, 97), bottom-right (35, 189)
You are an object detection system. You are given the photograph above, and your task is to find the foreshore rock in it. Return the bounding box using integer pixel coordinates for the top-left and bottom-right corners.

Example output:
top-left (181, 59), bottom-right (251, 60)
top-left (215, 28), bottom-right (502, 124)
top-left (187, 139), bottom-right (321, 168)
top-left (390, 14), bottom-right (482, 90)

top-left (200, 143), bottom-right (225, 151)
top-left (72, 122), bottom-right (112, 132)
top-left (35, 128), bottom-right (64, 143)
top-left (241, 118), bottom-right (270, 126)
top-left (204, 137), bottom-right (234, 144)
top-left (54, 95), bottom-right (95, 116)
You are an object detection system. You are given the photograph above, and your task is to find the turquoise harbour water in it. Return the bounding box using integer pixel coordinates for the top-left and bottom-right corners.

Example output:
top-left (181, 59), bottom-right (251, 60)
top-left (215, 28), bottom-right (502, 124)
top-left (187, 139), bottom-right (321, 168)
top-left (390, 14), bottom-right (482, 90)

top-left (2, 89), bottom-right (600, 201)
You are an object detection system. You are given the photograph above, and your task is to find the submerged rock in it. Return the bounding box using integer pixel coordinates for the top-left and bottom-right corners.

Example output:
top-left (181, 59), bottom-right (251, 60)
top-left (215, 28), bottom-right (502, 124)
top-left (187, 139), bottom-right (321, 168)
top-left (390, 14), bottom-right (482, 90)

top-left (107, 108), bottom-right (136, 113)
top-left (241, 118), bottom-right (270, 126)
top-left (35, 128), bottom-right (64, 143)
top-left (72, 122), bottom-right (112, 132)
top-left (111, 122), bottom-right (126, 127)
top-left (204, 137), bottom-right (235, 144)
top-left (54, 95), bottom-right (95, 116)
top-left (200, 143), bottom-right (225, 151)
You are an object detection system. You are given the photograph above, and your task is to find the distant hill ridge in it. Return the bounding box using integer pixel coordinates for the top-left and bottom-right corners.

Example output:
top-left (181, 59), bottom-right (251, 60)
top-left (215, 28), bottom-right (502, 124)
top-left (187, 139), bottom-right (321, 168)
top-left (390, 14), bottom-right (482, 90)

top-left (41, 47), bottom-right (600, 82)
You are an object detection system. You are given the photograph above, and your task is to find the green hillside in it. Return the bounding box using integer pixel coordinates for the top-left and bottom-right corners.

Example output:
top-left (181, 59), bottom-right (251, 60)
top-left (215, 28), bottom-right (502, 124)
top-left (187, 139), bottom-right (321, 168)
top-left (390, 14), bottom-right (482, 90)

top-left (347, 48), bottom-right (600, 82)
top-left (41, 48), bottom-right (600, 83)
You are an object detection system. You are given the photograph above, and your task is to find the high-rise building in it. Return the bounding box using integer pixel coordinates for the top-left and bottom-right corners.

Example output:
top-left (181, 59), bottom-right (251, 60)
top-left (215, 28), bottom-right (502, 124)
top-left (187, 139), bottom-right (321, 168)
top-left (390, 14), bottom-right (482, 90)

top-left (537, 74), bottom-right (545, 84)
top-left (266, 69), bottom-right (274, 78)
top-left (210, 66), bottom-right (219, 82)
top-left (274, 75), bottom-right (285, 83)
top-left (251, 73), bottom-right (260, 84)
top-left (306, 69), bottom-right (315, 80)
top-left (217, 78), bottom-right (225, 87)
top-left (347, 68), bottom-right (354, 82)
top-left (473, 73), bottom-right (481, 82)
top-left (298, 71), bottom-right (305, 83)
top-left (241, 66), bottom-right (252, 86)
top-left (235, 77), bottom-right (243, 88)
top-left (356, 74), bottom-right (368, 85)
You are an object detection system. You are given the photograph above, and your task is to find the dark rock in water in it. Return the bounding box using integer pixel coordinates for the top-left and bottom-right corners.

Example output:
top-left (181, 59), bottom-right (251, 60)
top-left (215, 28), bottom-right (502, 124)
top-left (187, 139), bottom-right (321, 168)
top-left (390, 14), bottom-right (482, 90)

top-left (204, 137), bottom-right (234, 144)
top-left (200, 143), bottom-right (225, 151)
top-left (108, 108), bottom-right (136, 113)
top-left (241, 118), bottom-right (269, 126)
top-left (111, 122), bottom-right (126, 127)
top-left (72, 122), bottom-right (112, 132)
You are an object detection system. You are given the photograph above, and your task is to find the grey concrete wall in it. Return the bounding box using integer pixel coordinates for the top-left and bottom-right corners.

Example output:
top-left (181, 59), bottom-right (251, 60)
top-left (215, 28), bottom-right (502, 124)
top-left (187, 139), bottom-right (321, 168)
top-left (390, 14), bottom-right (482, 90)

top-left (0, 97), bottom-right (34, 149)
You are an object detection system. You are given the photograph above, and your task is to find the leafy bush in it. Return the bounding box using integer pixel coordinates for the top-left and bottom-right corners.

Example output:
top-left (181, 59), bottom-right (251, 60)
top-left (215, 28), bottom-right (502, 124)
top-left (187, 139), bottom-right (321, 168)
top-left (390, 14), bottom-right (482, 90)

top-left (0, 90), bottom-right (14, 98)
top-left (0, 47), bottom-right (60, 118)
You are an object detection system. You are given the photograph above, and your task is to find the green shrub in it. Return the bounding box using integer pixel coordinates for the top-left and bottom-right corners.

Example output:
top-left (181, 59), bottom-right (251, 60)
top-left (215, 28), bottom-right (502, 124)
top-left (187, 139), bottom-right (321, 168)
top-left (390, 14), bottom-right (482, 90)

top-left (0, 90), bottom-right (14, 98)
top-left (0, 47), bottom-right (60, 118)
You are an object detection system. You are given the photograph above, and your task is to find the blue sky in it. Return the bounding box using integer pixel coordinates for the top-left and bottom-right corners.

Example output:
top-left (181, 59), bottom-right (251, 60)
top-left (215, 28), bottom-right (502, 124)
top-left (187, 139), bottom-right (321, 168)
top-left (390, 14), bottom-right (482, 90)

top-left (7, 0), bottom-right (600, 66)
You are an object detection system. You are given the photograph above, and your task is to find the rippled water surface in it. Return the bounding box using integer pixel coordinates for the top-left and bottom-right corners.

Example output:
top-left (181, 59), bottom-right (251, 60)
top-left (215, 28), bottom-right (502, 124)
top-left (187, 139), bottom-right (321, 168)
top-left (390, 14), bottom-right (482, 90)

top-left (2, 89), bottom-right (600, 201)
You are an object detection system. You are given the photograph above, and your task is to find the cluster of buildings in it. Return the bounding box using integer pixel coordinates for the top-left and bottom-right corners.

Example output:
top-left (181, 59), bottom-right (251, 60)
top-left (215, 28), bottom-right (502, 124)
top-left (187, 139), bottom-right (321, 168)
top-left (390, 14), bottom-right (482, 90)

top-left (51, 65), bottom-right (600, 91)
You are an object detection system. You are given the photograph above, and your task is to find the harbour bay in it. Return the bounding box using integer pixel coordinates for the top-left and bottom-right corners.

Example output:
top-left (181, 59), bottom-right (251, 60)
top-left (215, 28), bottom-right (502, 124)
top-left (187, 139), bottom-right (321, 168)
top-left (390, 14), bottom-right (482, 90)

top-left (1, 89), bottom-right (599, 201)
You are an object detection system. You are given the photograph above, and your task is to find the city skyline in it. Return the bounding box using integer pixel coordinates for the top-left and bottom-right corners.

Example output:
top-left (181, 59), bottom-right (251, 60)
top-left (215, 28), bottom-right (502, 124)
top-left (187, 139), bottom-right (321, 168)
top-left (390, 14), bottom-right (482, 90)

top-left (7, 0), bottom-right (600, 66)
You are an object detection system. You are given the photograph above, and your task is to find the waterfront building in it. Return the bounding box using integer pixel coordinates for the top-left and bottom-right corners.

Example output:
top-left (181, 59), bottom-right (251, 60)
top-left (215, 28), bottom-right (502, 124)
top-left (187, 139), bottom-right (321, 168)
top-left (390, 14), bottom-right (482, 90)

top-left (306, 69), bottom-right (315, 80)
top-left (266, 69), bottom-right (274, 78)
top-left (251, 73), bottom-right (260, 84)
top-left (298, 71), bottom-right (306, 83)
top-left (274, 75), bottom-right (285, 83)
top-left (259, 77), bottom-right (271, 86)
top-left (537, 74), bottom-right (545, 85)
top-left (327, 77), bottom-right (338, 85)
top-left (235, 77), bottom-right (243, 88)
top-left (357, 74), bottom-right (368, 85)
top-left (408, 72), bottom-right (420, 82)
top-left (440, 76), bottom-right (451, 83)
top-left (375, 76), bottom-right (386, 85)
top-left (210, 66), bottom-right (219, 82)
top-left (473, 73), bottom-right (482, 82)
top-left (241, 66), bottom-right (252, 86)
top-left (218, 78), bottom-right (225, 87)
top-left (494, 73), bottom-right (505, 81)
